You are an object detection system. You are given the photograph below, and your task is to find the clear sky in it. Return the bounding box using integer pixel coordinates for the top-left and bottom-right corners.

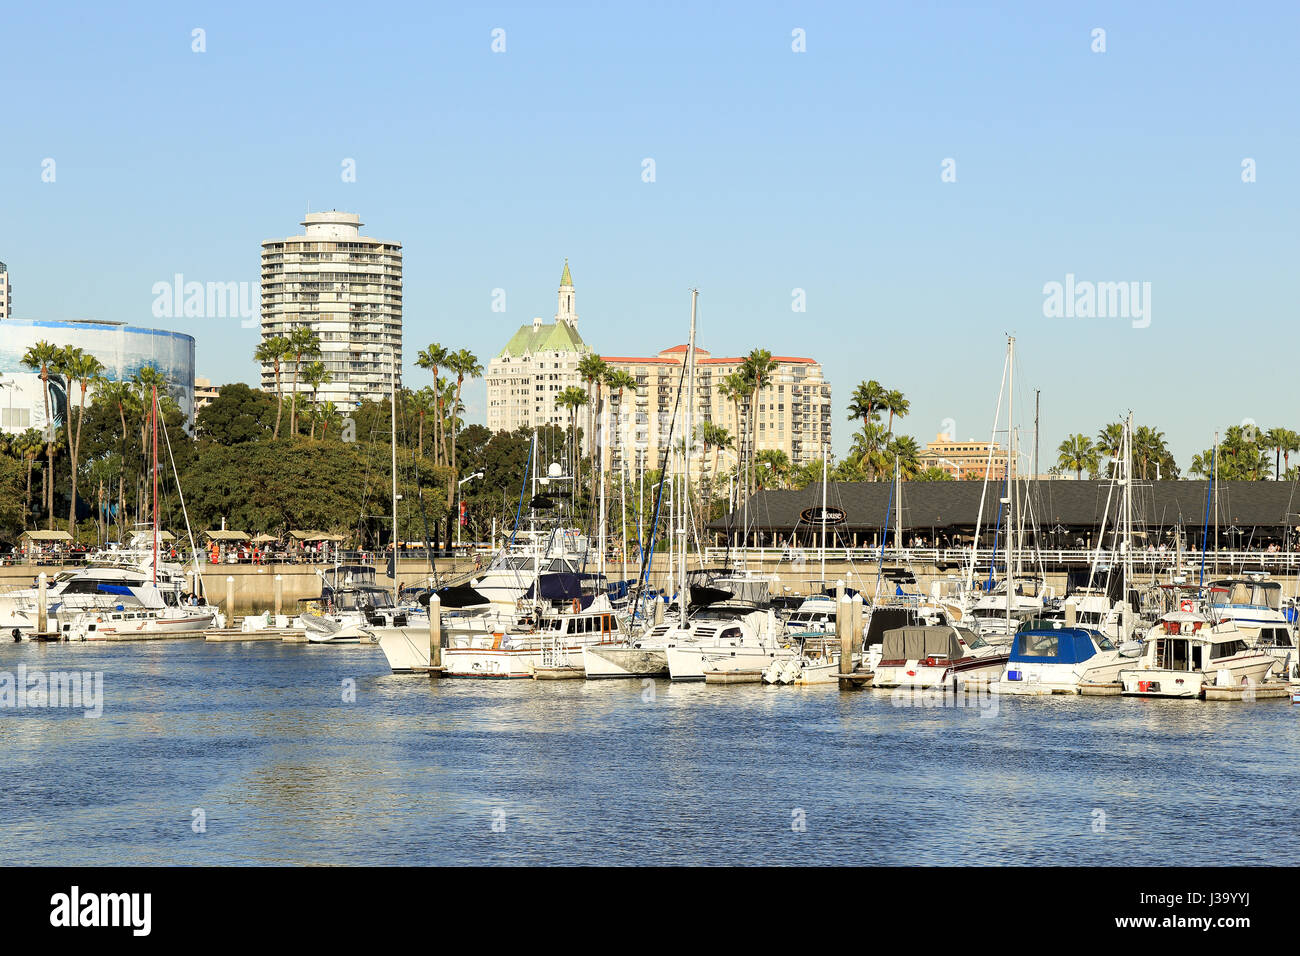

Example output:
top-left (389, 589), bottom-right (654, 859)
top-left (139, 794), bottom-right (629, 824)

top-left (1, 1), bottom-right (1295, 470)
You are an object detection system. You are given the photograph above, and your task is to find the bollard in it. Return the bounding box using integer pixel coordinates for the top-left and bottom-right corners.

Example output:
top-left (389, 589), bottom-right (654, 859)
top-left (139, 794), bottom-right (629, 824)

top-left (1064, 599), bottom-right (1077, 628)
top-left (839, 592), bottom-right (854, 675)
top-left (274, 574), bottom-right (283, 618)
top-left (428, 593), bottom-right (442, 671)
top-left (653, 596), bottom-right (664, 626)
top-left (37, 571), bottom-right (48, 635)
top-left (226, 575), bottom-right (235, 623)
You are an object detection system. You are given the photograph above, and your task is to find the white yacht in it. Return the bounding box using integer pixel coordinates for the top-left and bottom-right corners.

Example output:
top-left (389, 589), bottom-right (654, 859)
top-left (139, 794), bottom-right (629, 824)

top-left (1204, 576), bottom-right (1290, 639)
top-left (992, 624), bottom-right (1130, 694)
top-left (1119, 611), bottom-right (1277, 698)
top-left (441, 594), bottom-right (623, 679)
top-left (468, 528), bottom-right (591, 606)
top-left (871, 624), bottom-right (1008, 689)
top-left (662, 606), bottom-right (789, 681)
top-left (967, 576), bottom-right (1052, 644)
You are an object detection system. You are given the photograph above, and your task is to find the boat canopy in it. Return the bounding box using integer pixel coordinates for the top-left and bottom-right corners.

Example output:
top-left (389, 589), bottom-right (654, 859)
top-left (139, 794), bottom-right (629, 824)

top-left (880, 626), bottom-right (964, 662)
top-left (1009, 628), bottom-right (1098, 665)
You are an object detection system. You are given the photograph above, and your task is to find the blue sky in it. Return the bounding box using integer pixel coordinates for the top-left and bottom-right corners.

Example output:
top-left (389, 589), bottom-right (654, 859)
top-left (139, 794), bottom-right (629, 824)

top-left (1, 1), bottom-right (1296, 470)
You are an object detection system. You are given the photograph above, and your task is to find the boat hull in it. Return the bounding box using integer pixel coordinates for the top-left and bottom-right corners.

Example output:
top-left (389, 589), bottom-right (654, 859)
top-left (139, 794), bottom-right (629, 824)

top-left (581, 645), bottom-right (668, 679)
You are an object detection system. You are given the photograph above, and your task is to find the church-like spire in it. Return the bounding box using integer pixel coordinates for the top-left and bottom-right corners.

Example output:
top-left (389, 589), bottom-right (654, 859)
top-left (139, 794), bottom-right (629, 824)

top-left (556, 258), bottom-right (577, 328)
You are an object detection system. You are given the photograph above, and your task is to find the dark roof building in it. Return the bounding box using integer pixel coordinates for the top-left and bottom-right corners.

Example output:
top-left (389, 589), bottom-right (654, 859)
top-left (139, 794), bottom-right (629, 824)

top-left (710, 480), bottom-right (1300, 550)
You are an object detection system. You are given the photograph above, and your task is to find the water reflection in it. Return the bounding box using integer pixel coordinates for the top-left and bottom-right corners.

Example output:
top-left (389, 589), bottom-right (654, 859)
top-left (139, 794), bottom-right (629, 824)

top-left (0, 641), bottom-right (1297, 865)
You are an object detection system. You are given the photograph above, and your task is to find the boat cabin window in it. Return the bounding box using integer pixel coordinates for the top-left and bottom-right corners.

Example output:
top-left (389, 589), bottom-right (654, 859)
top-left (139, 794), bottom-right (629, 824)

top-left (1259, 627), bottom-right (1293, 648)
top-left (1155, 638), bottom-right (1193, 671)
top-left (1093, 633), bottom-right (1116, 651)
top-left (719, 627), bottom-right (742, 642)
top-left (955, 627), bottom-right (986, 649)
top-left (1209, 640), bottom-right (1243, 661)
top-left (1016, 633), bottom-right (1059, 657)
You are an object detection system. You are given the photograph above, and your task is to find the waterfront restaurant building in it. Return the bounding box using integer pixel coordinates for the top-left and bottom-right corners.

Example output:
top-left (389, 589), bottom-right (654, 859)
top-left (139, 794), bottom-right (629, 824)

top-left (710, 480), bottom-right (1300, 555)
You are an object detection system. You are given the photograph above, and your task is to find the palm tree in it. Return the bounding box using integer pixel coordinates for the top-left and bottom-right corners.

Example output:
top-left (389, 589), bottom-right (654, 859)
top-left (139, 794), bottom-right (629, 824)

top-left (740, 350), bottom-right (777, 496)
top-left (410, 386), bottom-right (437, 458)
top-left (58, 347), bottom-right (106, 533)
top-left (719, 372), bottom-right (747, 482)
top-left (1095, 422), bottom-right (1124, 475)
top-left (94, 380), bottom-right (136, 534)
top-left (301, 361), bottom-right (331, 439)
top-left (254, 335), bottom-right (293, 439)
top-left (286, 325), bottom-right (321, 438)
top-left (603, 369), bottom-right (638, 461)
top-left (316, 401), bottom-right (342, 440)
top-left (847, 381), bottom-right (886, 431)
top-left (13, 428), bottom-right (44, 526)
top-left (885, 434), bottom-right (922, 478)
top-left (882, 389), bottom-right (910, 437)
top-left (755, 448), bottom-right (791, 489)
top-left (555, 386), bottom-right (590, 485)
top-left (415, 344), bottom-right (450, 465)
top-left (1057, 434), bottom-right (1099, 480)
top-left (847, 380), bottom-right (888, 475)
top-left (446, 349), bottom-right (483, 479)
top-left (577, 353), bottom-right (609, 473)
top-left (21, 340), bottom-right (61, 527)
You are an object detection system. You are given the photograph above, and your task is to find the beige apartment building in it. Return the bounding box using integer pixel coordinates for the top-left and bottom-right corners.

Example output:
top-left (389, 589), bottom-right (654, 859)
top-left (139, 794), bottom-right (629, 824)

top-left (485, 262), bottom-right (833, 476)
top-left (485, 260), bottom-right (594, 434)
top-left (600, 346), bottom-right (832, 477)
top-left (194, 377), bottom-right (220, 413)
top-left (259, 212), bottom-right (403, 408)
top-left (918, 435), bottom-right (1007, 480)
top-left (0, 262), bottom-right (11, 318)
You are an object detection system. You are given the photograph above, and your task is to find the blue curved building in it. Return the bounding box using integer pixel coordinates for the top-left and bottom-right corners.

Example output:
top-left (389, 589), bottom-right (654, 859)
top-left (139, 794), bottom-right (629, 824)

top-left (0, 319), bottom-right (196, 433)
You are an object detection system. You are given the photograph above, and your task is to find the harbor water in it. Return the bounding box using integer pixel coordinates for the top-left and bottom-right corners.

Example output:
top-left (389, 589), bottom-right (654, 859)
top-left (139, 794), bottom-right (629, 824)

top-left (1, 640), bottom-right (1297, 866)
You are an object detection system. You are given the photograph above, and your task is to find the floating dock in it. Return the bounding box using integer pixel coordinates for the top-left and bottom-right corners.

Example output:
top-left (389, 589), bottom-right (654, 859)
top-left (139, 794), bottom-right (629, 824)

top-left (205, 628), bottom-right (305, 643)
top-left (1079, 682), bottom-right (1123, 696)
top-left (533, 666), bottom-right (586, 680)
top-left (837, 670), bottom-right (874, 689)
top-left (1203, 682), bottom-right (1293, 702)
top-left (704, 669), bottom-right (765, 684)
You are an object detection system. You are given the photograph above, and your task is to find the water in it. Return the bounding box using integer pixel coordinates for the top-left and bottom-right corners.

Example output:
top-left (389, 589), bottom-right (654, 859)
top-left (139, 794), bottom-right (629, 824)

top-left (1, 640), bottom-right (1297, 866)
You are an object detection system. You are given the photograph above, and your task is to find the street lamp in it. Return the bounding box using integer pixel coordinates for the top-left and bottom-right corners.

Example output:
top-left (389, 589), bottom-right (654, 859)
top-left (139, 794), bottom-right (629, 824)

top-left (456, 471), bottom-right (485, 548)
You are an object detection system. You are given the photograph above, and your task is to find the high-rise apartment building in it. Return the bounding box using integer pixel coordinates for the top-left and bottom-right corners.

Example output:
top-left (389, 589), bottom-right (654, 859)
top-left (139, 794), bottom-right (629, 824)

top-left (0, 262), bottom-right (11, 318)
top-left (259, 212), bottom-right (402, 408)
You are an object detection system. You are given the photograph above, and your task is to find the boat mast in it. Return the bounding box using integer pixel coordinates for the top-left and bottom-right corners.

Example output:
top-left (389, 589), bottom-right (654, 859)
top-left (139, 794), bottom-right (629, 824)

top-left (390, 348), bottom-right (399, 605)
top-left (820, 440), bottom-right (828, 586)
top-left (680, 289), bottom-right (697, 624)
top-left (151, 385), bottom-right (159, 586)
top-left (1005, 335), bottom-right (1015, 635)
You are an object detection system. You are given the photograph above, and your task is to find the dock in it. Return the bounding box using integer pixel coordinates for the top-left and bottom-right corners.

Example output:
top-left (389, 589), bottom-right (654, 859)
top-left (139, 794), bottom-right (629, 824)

top-left (1080, 682), bottom-right (1123, 696)
top-left (533, 666), bottom-right (586, 680)
top-left (704, 669), bottom-right (765, 684)
top-left (836, 670), bottom-right (874, 689)
top-left (1203, 682), bottom-right (1293, 702)
top-left (205, 628), bottom-right (306, 643)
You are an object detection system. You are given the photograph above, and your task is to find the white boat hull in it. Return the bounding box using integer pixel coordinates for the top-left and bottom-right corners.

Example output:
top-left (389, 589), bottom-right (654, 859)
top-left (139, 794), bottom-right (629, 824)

top-left (581, 645), bottom-right (668, 679)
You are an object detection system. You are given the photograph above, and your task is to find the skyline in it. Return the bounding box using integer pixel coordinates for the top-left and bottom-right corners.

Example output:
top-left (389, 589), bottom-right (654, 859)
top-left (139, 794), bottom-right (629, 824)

top-left (1, 1), bottom-right (1296, 470)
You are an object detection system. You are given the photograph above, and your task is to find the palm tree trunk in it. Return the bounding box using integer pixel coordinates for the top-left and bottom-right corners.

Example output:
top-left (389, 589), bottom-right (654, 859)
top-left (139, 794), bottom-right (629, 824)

top-left (272, 364), bottom-right (284, 439)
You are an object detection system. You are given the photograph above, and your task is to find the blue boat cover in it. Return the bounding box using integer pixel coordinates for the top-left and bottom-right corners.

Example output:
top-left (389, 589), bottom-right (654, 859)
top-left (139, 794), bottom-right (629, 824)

top-left (1008, 628), bottom-right (1098, 665)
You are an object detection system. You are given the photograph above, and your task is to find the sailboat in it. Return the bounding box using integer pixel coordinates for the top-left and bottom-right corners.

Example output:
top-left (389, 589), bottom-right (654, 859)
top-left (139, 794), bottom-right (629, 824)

top-left (51, 385), bottom-right (216, 640)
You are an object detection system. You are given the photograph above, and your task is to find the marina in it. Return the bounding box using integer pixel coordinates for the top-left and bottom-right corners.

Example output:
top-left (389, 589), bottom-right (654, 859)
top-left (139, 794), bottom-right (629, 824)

top-left (2, 636), bottom-right (1298, 867)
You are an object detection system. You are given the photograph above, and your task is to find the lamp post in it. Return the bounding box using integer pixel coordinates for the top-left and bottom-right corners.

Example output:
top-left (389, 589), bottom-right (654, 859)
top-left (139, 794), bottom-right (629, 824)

top-left (456, 471), bottom-right (484, 548)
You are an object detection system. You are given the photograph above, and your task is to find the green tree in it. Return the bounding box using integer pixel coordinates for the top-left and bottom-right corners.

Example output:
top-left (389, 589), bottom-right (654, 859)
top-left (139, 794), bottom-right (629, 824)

top-left (20, 340), bottom-right (61, 529)
top-left (1058, 434), bottom-right (1099, 480)
top-left (254, 335), bottom-right (293, 439)
top-left (416, 344), bottom-right (450, 465)
top-left (286, 325), bottom-right (321, 438)
top-left (57, 346), bottom-right (105, 533)
top-left (195, 383), bottom-right (276, 445)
